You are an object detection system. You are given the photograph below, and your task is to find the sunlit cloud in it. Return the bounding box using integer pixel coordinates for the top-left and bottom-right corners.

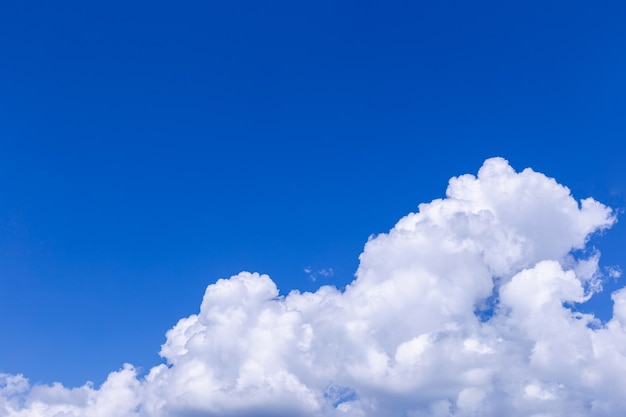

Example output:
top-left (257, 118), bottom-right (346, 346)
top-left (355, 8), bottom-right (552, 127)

top-left (2, 157), bottom-right (624, 417)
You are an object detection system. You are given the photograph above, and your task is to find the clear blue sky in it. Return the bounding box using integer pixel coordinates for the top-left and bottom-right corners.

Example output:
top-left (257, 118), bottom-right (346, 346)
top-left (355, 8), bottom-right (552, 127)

top-left (1, 0), bottom-right (625, 387)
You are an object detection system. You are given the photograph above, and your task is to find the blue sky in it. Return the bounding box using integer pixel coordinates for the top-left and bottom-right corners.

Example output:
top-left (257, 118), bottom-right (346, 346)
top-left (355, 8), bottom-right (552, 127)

top-left (1, 0), bottom-right (626, 396)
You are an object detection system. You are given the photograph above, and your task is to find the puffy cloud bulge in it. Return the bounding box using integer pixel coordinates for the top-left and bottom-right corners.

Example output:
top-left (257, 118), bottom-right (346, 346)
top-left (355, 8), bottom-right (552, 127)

top-left (2, 157), bottom-right (625, 416)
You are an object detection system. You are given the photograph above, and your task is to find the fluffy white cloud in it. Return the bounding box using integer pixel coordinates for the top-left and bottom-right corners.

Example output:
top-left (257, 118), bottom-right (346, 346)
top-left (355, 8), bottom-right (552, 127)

top-left (2, 157), bottom-right (624, 416)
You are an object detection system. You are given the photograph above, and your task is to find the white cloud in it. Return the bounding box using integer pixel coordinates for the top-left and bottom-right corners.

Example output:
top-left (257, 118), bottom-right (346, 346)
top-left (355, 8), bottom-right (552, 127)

top-left (2, 157), bottom-right (624, 416)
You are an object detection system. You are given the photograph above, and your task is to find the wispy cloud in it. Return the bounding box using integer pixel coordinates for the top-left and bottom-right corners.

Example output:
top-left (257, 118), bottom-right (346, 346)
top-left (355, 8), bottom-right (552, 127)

top-left (1, 157), bottom-right (624, 416)
top-left (304, 267), bottom-right (335, 282)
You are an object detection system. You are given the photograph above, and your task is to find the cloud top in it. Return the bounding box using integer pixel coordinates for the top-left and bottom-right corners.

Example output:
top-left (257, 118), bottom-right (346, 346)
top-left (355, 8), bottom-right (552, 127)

top-left (2, 157), bottom-right (623, 417)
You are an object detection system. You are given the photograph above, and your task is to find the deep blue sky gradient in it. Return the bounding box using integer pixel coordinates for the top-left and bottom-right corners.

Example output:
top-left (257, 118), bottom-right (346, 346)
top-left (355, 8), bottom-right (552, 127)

top-left (1, 0), bottom-right (626, 387)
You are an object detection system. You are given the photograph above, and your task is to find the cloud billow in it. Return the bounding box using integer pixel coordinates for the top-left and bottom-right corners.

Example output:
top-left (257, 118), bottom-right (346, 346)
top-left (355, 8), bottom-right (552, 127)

top-left (2, 157), bottom-right (624, 416)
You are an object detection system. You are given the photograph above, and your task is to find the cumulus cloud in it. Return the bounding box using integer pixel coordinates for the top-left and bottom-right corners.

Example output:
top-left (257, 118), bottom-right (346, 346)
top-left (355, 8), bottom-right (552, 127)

top-left (2, 157), bottom-right (624, 416)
